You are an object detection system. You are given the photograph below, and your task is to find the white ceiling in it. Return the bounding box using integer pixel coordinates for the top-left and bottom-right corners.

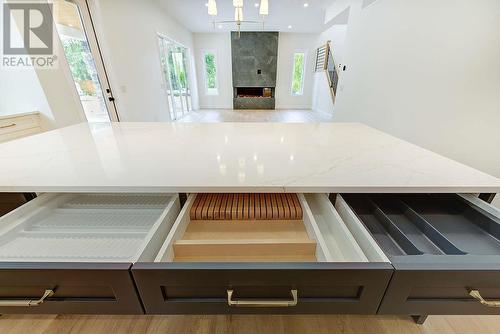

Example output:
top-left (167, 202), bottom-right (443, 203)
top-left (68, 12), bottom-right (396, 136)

top-left (156, 0), bottom-right (337, 33)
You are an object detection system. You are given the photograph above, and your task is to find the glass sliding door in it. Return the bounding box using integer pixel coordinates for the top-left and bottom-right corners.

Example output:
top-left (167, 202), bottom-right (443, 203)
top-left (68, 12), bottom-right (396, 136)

top-left (158, 36), bottom-right (192, 121)
top-left (53, 0), bottom-right (118, 122)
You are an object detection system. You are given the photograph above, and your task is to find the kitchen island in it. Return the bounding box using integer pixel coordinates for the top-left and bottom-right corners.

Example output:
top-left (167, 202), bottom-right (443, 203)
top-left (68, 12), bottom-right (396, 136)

top-left (0, 122), bottom-right (499, 323)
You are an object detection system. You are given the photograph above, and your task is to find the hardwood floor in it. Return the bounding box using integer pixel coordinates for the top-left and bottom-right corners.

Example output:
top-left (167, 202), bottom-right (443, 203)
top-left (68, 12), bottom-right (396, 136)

top-left (1, 314), bottom-right (499, 334)
top-left (177, 109), bottom-right (335, 123)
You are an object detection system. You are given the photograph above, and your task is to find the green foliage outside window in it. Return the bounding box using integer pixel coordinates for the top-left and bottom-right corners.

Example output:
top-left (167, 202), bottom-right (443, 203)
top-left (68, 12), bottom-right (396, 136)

top-left (171, 51), bottom-right (187, 91)
top-left (62, 39), bottom-right (95, 96)
top-left (292, 53), bottom-right (305, 95)
top-left (204, 53), bottom-right (217, 90)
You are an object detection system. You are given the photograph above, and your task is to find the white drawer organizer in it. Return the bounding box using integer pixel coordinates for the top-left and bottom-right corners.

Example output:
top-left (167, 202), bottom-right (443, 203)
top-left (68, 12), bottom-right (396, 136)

top-left (0, 192), bottom-right (387, 264)
top-left (0, 193), bottom-right (180, 262)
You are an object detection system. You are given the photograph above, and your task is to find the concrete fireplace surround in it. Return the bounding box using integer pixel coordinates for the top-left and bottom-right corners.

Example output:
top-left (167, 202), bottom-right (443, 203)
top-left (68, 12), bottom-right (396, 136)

top-left (231, 31), bottom-right (279, 109)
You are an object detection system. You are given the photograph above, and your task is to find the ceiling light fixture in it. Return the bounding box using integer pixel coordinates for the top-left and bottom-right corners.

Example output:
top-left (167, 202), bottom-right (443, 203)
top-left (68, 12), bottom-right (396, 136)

top-left (254, 3), bottom-right (259, 7)
top-left (234, 7), bottom-right (244, 21)
top-left (288, 25), bottom-right (292, 29)
top-left (207, 0), bottom-right (217, 16)
top-left (210, 0), bottom-right (266, 38)
top-left (303, 3), bottom-right (309, 7)
top-left (259, 0), bottom-right (268, 15)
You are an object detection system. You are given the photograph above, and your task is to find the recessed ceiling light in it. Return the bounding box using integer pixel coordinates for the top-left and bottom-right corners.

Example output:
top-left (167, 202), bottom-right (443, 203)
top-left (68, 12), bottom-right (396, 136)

top-left (205, 2), bottom-right (208, 6)
top-left (254, 2), bottom-right (259, 7)
top-left (288, 25), bottom-right (292, 29)
top-left (218, 24), bottom-right (222, 29)
top-left (303, 3), bottom-right (309, 7)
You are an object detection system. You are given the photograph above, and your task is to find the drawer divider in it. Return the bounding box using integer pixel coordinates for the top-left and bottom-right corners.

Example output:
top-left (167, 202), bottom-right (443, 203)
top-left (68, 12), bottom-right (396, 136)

top-left (298, 194), bottom-right (334, 262)
top-left (457, 194), bottom-right (500, 241)
top-left (365, 196), bottom-right (423, 255)
top-left (154, 194), bottom-right (196, 262)
top-left (334, 195), bottom-right (390, 262)
top-left (392, 198), bottom-right (467, 255)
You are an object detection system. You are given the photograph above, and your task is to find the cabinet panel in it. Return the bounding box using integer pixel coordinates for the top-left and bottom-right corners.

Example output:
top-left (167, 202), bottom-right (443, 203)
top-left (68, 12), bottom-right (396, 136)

top-left (0, 263), bottom-right (142, 314)
top-left (0, 193), bottom-right (180, 314)
top-left (132, 262), bottom-right (393, 314)
top-left (340, 193), bottom-right (500, 316)
top-left (133, 193), bottom-right (392, 314)
top-left (379, 267), bottom-right (500, 315)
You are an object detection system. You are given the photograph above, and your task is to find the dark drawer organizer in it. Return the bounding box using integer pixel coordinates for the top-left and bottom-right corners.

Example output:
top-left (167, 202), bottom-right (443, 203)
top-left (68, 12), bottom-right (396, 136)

top-left (341, 193), bottom-right (500, 315)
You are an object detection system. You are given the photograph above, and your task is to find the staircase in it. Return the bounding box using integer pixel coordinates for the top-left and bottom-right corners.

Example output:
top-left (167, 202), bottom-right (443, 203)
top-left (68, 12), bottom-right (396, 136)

top-left (315, 41), bottom-right (339, 104)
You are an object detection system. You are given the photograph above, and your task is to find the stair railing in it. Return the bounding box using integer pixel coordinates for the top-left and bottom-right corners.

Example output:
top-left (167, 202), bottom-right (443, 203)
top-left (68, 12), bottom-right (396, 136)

top-left (315, 41), bottom-right (339, 104)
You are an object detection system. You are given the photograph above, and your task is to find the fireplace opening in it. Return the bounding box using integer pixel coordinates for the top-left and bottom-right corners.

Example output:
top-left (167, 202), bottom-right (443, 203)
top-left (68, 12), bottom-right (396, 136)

top-left (233, 87), bottom-right (275, 109)
top-left (235, 87), bottom-right (273, 98)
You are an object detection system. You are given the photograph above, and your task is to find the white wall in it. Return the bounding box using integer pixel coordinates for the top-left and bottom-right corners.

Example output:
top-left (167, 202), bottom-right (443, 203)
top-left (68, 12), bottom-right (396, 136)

top-left (34, 31), bottom-right (87, 128)
top-left (0, 0), bottom-right (84, 129)
top-left (332, 0), bottom-right (500, 202)
top-left (0, 68), bottom-right (52, 128)
top-left (275, 33), bottom-right (317, 110)
top-left (324, 0), bottom-right (353, 23)
top-left (312, 72), bottom-right (334, 114)
top-left (193, 33), bottom-right (233, 109)
top-left (0, 5), bottom-right (47, 125)
top-left (310, 0), bottom-right (350, 115)
top-left (312, 24), bottom-right (347, 114)
top-left (318, 25), bottom-right (348, 67)
top-left (92, 0), bottom-right (199, 121)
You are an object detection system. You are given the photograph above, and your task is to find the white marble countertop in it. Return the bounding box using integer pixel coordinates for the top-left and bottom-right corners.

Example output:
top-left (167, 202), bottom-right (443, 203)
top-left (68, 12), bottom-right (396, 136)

top-left (0, 122), bottom-right (499, 193)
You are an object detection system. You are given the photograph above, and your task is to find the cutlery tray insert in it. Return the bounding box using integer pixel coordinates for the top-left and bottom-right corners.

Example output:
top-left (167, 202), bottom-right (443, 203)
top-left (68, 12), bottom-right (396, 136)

top-left (342, 194), bottom-right (500, 257)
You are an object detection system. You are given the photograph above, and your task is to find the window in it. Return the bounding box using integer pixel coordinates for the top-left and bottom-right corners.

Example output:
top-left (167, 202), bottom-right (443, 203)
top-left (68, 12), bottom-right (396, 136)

top-left (158, 36), bottom-right (193, 121)
top-left (291, 52), bottom-right (306, 96)
top-left (203, 51), bottom-right (218, 95)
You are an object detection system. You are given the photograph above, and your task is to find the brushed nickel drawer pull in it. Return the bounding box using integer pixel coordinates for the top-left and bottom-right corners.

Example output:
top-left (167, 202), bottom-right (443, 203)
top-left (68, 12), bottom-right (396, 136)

top-left (469, 289), bottom-right (500, 307)
top-left (0, 123), bottom-right (16, 129)
top-left (227, 289), bottom-right (298, 307)
top-left (0, 289), bottom-right (54, 307)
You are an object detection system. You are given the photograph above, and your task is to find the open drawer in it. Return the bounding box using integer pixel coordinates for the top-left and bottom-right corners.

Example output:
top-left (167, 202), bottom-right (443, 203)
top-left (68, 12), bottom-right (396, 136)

top-left (338, 193), bottom-right (500, 315)
top-left (0, 193), bottom-right (180, 314)
top-left (132, 193), bottom-right (393, 314)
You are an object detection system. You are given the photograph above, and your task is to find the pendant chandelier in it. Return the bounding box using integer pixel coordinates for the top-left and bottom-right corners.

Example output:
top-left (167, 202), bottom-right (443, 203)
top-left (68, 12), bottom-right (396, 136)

top-left (208, 0), bottom-right (269, 37)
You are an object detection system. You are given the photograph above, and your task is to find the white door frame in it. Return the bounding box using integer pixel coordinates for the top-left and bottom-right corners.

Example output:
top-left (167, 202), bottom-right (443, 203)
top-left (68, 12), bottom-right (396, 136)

top-left (158, 36), bottom-right (180, 121)
top-left (157, 35), bottom-right (193, 121)
top-left (69, 0), bottom-right (120, 122)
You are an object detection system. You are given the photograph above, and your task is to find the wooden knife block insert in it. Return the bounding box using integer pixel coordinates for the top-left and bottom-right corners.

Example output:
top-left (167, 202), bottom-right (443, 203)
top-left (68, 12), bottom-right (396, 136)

top-left (190, 193), bottom-right (303, 222)
top-left (173, 194), bottom-right (316, 262)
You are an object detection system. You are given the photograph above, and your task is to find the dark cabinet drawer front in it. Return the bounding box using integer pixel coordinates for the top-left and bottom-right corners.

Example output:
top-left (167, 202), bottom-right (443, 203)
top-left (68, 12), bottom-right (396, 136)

top-left (0, 263), bottom-right (143, 314)
top-left (132, 263), bottom-right (393, 314)
top-left (379, 268), bottom-right (500, 315)
top-left (341, 193), bottom-right (500, 315)
top-left (162, 285), bottom-right (361, 300)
